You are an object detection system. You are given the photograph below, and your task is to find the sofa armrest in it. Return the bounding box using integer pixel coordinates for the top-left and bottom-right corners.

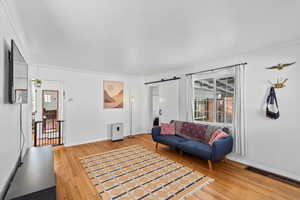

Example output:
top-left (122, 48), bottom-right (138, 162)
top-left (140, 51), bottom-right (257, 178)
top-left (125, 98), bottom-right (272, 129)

top-left (211, 136), bottom-right (233, 162)
top-left (151, 127), bottom-right (161, 141)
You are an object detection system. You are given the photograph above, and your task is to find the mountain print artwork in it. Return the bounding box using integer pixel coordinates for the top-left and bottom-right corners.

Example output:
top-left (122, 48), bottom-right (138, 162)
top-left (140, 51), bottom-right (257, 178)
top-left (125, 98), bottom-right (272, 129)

top-left (103, 80), bottom-right (124, 109)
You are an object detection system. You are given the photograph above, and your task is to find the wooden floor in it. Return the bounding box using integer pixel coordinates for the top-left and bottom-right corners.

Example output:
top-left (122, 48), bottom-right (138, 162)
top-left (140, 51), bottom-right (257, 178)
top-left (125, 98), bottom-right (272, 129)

top-left (54, 134), bottom-right (300, 200)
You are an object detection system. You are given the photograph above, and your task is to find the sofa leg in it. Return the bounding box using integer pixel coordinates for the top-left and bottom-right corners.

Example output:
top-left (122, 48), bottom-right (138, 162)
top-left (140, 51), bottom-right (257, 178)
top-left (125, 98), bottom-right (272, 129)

top-left (208, 160), bottom-right (213, 170)
top-left (223, 157), bottom-right (227, 163)
top-left (179, 150), bottom-right (183, 155)
top-left (155, 142), bottom-right (158, 149)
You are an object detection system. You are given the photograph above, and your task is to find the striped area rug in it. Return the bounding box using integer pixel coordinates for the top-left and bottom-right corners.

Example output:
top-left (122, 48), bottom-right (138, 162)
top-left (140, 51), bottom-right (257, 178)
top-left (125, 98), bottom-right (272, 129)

top-left (80, 145), bottom-right (213, 200)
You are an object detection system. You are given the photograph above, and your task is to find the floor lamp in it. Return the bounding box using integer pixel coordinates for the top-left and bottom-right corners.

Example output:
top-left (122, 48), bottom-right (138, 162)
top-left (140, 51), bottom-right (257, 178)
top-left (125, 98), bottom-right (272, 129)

top-left (129, 96), bottom-right (135, 138)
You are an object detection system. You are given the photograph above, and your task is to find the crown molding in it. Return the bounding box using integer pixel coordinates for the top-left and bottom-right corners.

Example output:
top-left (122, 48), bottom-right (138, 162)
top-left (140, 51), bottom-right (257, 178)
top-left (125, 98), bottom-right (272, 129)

top-left (33, 63), bottom-right (145, 79)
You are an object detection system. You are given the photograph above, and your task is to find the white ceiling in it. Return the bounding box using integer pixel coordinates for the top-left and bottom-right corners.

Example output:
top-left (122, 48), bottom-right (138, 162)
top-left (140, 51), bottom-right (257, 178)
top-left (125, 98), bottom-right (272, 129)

top-left (8, 0), bottom-right (300, 75)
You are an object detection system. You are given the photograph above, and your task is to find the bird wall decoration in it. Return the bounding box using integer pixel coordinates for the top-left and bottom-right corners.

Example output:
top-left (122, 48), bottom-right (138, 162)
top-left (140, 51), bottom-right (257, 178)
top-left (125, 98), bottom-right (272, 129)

top-left (265, 62), bottom-right (296, 70)
top-left (268, 78), bottom-right (288, 89)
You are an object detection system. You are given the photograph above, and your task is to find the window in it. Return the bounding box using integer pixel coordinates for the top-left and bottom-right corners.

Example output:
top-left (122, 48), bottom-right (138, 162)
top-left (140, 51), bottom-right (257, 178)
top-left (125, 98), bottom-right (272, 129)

top-left (193, 75), bottom-right (235, 125)
top-left (44, 94), bottom-right (52, 103)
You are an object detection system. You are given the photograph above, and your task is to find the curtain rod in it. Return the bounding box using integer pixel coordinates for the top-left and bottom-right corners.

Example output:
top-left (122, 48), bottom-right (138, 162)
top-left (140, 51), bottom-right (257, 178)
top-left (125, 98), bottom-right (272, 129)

top-left (185, 62), bottom-right (248, 76)
top-left (144, 77), bottom-right (181, 85)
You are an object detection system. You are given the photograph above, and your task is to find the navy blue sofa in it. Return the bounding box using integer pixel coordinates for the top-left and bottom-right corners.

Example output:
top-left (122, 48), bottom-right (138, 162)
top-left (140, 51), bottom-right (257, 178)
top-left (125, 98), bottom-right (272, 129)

top-left (151, 125), bottom-right (233, 169)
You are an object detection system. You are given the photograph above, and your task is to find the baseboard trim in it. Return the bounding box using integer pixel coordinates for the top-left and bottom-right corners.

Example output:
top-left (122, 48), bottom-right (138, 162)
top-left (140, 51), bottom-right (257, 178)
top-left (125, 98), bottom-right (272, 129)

top-left (65, 132), bottom-right (148, 147)
top-left (246, 166), bottom-right (300, 188)
top-left (228, 155), bottom-right (300, 182)
top-left (65, 137), bottom-right (109, 147)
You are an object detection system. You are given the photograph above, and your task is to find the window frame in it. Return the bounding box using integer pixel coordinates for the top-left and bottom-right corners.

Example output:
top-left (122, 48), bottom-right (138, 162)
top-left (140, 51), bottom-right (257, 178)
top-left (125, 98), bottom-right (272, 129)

top-left (192, 72), bottom-right (235, 127)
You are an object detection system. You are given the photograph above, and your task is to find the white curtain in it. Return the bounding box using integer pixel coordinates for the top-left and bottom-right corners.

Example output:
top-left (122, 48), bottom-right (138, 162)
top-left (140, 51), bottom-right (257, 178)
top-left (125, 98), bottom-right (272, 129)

top-left (178, 77), bottom-right (186, 121)
top-left (186, 76), bottom-right (194, 122)
top-left (233, 64), bottom-right (247, 156)
top-left (178, 75), bottom-right (193, 122)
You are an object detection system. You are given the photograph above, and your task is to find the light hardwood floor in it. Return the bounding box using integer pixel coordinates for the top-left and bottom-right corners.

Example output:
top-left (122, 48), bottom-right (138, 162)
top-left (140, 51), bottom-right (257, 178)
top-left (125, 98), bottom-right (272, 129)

top-left (54, 134), bottom-right (300, 200)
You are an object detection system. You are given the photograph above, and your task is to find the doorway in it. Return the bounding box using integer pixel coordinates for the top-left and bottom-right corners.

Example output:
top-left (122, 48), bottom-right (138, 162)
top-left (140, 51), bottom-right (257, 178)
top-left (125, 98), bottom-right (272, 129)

top-left (42, 90), bottom-right (59, 135)
top-left (150, 86), bottom-right (160, 125)
top-left (149, 81), bottom-right (179, 127)
top-left (32, 80), bottom-right (64, 147)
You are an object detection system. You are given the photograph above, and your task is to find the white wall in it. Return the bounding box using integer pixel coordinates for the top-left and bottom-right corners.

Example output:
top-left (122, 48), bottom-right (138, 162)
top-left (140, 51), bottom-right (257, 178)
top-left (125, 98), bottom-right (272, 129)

top-left (0, 3), bottom-right (31, 197)
top-left (144, 41), bottom-right (300, 181)
top-left (1, 2), bottom-right (148, 195)
top-left (31, 66), bottom-right (148, 146)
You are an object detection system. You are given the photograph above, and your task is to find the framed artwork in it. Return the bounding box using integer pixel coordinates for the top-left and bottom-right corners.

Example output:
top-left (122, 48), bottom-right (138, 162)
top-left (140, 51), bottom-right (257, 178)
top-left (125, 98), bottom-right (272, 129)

top-left (103, 80), bottom-right (124, 109)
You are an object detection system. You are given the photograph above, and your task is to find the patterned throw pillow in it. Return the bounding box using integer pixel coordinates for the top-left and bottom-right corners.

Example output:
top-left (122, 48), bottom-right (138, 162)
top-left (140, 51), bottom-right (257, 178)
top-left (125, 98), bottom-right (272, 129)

top-left (203, 125), bottom-right (221, 144)
top-left (180, 122), bottom-right (208, 143)
top-left (208, 129), bottom-right (229, 146)
top-left (161, 123), bottom-right (175, 135)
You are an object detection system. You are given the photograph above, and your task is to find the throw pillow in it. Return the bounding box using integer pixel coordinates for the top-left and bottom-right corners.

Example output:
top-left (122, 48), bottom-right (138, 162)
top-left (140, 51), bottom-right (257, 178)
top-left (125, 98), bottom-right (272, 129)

top-left (161, 123), bottom-right (175, 135)
top-left (203, 125), bottom-right (221, 144)
top-left (208, 129), bottom-right (229, 146)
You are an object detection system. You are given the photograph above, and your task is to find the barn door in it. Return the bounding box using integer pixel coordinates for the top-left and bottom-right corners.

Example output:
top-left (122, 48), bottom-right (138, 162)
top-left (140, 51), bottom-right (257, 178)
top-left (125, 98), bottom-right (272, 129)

top-left (158, 81), bottom-right (179, 123)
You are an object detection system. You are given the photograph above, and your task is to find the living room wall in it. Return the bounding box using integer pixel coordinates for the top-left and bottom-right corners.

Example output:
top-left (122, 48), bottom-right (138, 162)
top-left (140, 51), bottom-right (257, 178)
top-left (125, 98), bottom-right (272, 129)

top-left (30, 65), bottom-right (148, 146)
top-left (0, 2), bottom-right (31, 197)
top-left (144, 40), bottom-right (300, 181)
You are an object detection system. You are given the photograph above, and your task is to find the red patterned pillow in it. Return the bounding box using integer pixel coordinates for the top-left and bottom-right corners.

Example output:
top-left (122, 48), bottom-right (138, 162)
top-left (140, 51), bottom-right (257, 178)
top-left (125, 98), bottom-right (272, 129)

top-left (161, 123), bottom-right (175, 135)
top-left (208, 129), bottom-right (229, 146)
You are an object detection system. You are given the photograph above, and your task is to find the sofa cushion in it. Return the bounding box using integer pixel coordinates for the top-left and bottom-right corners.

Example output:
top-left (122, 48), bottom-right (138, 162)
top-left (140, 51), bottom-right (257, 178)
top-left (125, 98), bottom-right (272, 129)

top-left (179, 122), bottom-right (208, 143)
top-left (204, 125), bottom-right (221, 144)
top-left (208, 129), bottom-right (229, 146)
top-left (156, 135), bottom-right (187, 147)
top-left (177, 140), bottom-right (212, 160)
top-left (161, 123), bottom-right (175, 135)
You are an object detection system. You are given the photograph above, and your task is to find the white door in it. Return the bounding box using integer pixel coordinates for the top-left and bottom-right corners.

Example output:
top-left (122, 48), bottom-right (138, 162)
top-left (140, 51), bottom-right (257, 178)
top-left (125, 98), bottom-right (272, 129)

top-left (151, 86), bottom-right (160, 118)
top-left (158, 81), bottom-right (179, 123)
